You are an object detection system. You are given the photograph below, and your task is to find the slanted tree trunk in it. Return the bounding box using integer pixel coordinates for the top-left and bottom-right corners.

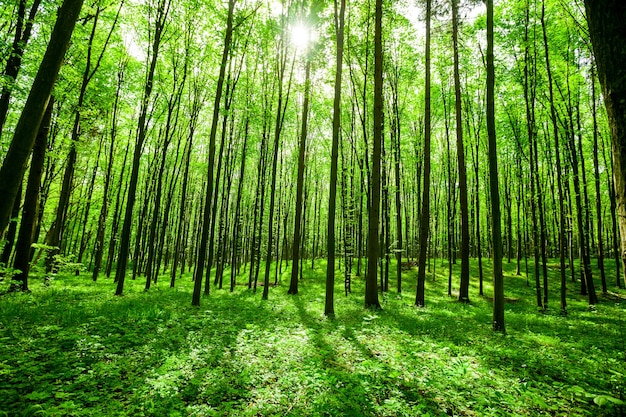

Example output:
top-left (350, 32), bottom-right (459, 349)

top-left (10, 98), bottom-right (53, 291)
top-left (0, 0), bottom-right (84, 236)
top-left (584, 0), bottom-right (625, 291)
top-left (0, 0), bottom-right (41, 135)
top-left (0, 183), bottom-right (21, 267)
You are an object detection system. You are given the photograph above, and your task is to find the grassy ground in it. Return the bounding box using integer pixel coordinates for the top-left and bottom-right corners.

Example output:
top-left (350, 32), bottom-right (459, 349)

top-left (1, 258), bottom-right (625, 416)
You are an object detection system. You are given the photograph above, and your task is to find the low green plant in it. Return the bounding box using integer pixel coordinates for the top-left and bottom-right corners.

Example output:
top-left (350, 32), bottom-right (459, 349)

top-left (0, 259), bottom-right (624, 416)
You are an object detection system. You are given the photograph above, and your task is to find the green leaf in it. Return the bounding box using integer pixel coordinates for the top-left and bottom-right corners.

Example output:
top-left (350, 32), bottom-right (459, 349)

top-left (594, 394), bottom-right (625, 406)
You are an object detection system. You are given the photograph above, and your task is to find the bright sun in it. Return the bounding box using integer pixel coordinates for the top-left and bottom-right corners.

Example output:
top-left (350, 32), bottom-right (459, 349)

top-left (290, 23), bottom-right (312, 50)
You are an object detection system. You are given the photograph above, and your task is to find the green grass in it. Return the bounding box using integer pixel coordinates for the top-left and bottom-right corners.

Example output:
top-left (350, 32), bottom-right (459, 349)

top-left (1, 259), bottom-right (625, 416)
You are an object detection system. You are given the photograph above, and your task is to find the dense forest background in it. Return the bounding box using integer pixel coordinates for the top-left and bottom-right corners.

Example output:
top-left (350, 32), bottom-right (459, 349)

top-left (0, 0), bottom-right (622, 321)
top-left (3, 0), bottom-right (626, 415)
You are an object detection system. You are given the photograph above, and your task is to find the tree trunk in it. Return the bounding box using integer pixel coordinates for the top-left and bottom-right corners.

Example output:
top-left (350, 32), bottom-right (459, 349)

top-left (92, 60), bottom-right (125, 281)
top-left (289, 59), bottom-right (312, 295)
top-left (191, 0), bottom-right (234, 305)
top-left (487, 0), bottom-right (505, 332)
top-left (452, 0), bottom-right (470, 303)
top-left (116, 0), bottom-right (170, 295)
top-left (541, 0), bottom-right (567, 312)
top-left (416, 0), bottom-right (431, 308)
top-left (0, 0), bottom-right (41, 135)
top-left (584, 0), bottom-right (626, 290)
top-left (10, 98), bottom-right (53, 291)
top-left (365, 0), bottom-right (383, 309)
top-left (0, 0), bottom-right (84, 236)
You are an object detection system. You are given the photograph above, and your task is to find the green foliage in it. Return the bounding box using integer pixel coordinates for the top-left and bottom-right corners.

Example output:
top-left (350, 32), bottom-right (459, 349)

top-left (0, 260), bottom-right (624, 416)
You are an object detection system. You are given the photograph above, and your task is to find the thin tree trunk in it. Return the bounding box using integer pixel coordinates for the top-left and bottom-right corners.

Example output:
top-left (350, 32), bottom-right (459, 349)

top-left (487, 0), bottom-right (505, 332)
top-left (192, 0), bottom-right (234, 305)
top-left (365, 0), bottom-right (383, 309)
top-left (116, 0), bottom-right (170, 295)
top-left (0, 0), bottom-right (41, 135)
top-left (452, 0), bottom-right (470, 303)
top-left (416, 0), bottom-right (431, 308)
top-left (591, 64), bottom-right (607, 293)
top-left (289, 59), bottom-right (311, 295)
top-left (541, 0), bottom-right (567, 312)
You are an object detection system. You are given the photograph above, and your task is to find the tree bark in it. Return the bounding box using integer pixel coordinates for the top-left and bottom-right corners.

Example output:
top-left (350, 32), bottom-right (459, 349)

top-left (0, 0), bottom-right (84, 236)
top-left (452, 0), bottom-right (470, 303)
top-left (416, 0), bottom-right (431, 308)
top-left (116, 0), bottom-right (170, 295)
top-left (289, 59), bottom-right (312, 295)
top-left (584, 0), bottom-right (626, 289)
top-left (0, 0), bottom-right (41, 135)
top-left (192, 0), bottom-right (234, 305)
top-left (10, 98), bottom-right (53, 291)
top-left (487, 0), bottom-right (505, 332)
top-left (365, 0), bottom-right (383, 309)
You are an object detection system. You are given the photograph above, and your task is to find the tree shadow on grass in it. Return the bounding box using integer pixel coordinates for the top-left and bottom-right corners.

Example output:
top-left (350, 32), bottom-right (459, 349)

top-left (290, 292), bottom-right (449, 417)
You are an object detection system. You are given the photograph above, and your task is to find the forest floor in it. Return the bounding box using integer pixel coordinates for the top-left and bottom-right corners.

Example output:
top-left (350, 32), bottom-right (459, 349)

top-left (0, 259), bottom-right (625, 416)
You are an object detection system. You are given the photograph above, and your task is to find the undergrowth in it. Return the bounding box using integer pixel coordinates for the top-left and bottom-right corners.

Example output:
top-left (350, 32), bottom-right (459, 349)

top-left (0, 259), bottom-right (625, 416)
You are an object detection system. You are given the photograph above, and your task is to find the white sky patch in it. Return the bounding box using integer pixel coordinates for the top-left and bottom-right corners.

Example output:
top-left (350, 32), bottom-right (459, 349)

top-left (121, 22), bottom-right (146, 61)
top-left (290, 22), bottom-right (318, 52)
top-left (269, 0), bottom-right (283, 17)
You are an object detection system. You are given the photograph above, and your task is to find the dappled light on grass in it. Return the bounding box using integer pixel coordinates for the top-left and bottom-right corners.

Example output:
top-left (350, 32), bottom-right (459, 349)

top-left (0, 259), bottom-right (625, 416)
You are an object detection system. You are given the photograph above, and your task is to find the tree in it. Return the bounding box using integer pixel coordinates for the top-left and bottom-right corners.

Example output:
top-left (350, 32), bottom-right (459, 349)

top-left (289, 56), bottom-right (311, 295)
top-left (452, 0), bottom-right (470, 303)
top-left (10, 98), bottom-right (53, 291)
top-left (0, 0), bottom-right (42, 135)
top-left (192, 0), bottom-right (235, 305)
top-left (365, 0), bottom-right (383, 309)
top-left (115, 0), bottom-right (171, 296)
top-left (487, 0), bottom-right (504, 332)
top-left (325, 0), bottom-right (346, 316)
top-left (584, 0), bottom-right (626, 288)
top-left (0, 0), bottom-right (85, 236)
top-left (415, 0), bottom-right (431, 308)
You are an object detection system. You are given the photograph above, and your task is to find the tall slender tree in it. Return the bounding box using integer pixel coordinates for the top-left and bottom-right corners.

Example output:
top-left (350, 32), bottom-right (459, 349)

top-left (487, 0), bottom-right (504, 332)
top-left (452, 0), bottom-right (470, 302)
top-left (365, 0), bottom-right (383, 309)
top-left (289, 56), bottom-right (312, 295)
top-left (325, 0), bottom-right (346, 316)
top-left (415, 0), bottom-right (431, 308)
top-left (10, 98), bottom-right (53, 291)
top-left (192, 0), bottom-right (235, 306)
top-left (115, 0), bottom-right (171, 295)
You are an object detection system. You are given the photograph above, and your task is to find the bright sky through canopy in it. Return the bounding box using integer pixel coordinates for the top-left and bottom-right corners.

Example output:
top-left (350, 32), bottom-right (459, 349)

top-left (290, 23), bottom-right (316, 51)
